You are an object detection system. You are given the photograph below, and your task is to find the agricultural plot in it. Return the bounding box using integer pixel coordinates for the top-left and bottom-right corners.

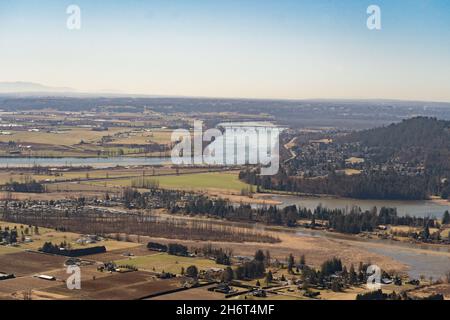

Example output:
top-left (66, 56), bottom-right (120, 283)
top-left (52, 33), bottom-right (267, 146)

top-left (115, 253), bottom-right (225, 274)
top-left (110, 129), bottom-right (173, 145)
top-left (82, 245), bottom-right (154, 262)
top-left (0, 245), bottom-right (22, 255)
top-left (0, 220), bottom-right (140, 253)
top-left (154, 172), bottom-right (249, 191)
top-left (0, 127), bottom-right (129, 146)
top-left (0, 276), bottom-right (63, 297)
top-left (90, 171), bottom-right (249, 192)
top-left (41, 271), bottom-right (183, 300)
top-left (0, 251), bottom-right (67, 276)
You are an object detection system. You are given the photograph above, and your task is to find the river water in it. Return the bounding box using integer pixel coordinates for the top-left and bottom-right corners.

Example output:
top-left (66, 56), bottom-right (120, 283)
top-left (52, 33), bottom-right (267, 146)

top-left (0, 157), bottom-right (168, 168)
top-left (259, 195), bottom-right (450, 279)
top-left (292, 228), bottom-right (450, 279)
top-left (268, 195), bottom-right (450, 219)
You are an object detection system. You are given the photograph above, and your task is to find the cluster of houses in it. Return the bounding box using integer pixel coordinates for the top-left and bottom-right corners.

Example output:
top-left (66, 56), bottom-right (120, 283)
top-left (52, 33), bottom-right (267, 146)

top-left (289, 136), bottom-right (426, 178)
top-left (76, 234), bottom-right (103, 246)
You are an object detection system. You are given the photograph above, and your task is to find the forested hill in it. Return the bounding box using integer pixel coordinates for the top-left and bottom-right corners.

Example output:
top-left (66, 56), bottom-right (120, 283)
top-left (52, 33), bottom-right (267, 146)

top-left (242, 117), bottom-right (450, 200)
top-left (342, 117), bottom-right (450, 150)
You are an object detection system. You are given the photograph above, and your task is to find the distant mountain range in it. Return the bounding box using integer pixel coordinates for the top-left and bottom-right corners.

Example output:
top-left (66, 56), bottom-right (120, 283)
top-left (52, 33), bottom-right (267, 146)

top-left (0, 82), bottom-right (76, 94)
top-left (0, 82), bottom-right (173, 98)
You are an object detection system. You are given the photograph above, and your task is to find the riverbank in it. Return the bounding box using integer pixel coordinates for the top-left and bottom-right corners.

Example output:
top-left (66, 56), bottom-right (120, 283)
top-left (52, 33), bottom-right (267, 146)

top-left (146, 209), bottom-right (449, 279)
top-left (263, 193), bottom-right (450, 219)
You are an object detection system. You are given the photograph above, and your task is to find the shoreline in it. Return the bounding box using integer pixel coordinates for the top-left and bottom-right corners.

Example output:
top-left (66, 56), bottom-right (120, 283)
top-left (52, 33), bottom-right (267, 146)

top-left (260, 189), bottom-right (449, 204)
top-left (146, 209), bottom-right (449, 277)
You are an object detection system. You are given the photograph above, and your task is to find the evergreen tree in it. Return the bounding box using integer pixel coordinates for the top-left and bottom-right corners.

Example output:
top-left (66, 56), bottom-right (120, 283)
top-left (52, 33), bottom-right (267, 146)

top-left (287, 254), bottom-right (295, 274)
top-left (222, 267), bottom-right (234, 283)
top-left (254, 250), bottom-right (265, 263)
top-left (442, 210), bottom-right (450, 225)
top-left (265, 270), bottom-right (273, 286)
top-left (349, 264), bottom-right (358, 285)
top-left (265, 250), bottom-right (271, 267)
top-left (300, 254), bottom-right (306, 266)
top-left (185, 265), bottom-right (198, 279)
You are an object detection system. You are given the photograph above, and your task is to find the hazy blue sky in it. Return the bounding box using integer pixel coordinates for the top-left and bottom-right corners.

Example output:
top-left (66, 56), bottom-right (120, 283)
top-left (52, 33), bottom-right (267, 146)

top-left (0, 0), bottom-right (449, 101)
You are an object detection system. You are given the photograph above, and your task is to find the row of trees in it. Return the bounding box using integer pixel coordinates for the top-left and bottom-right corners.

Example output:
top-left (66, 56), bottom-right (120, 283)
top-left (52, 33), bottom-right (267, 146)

top-left (112, 186), bottom-right (445, 236)
top-left (1, 205), bottom-right (278, 244)
top-left (4, 181), bottom-right (46, 193)
top-left (143, 185), bottom-right (444, 235)
top-left (240, 169), bottom-right (428, 200)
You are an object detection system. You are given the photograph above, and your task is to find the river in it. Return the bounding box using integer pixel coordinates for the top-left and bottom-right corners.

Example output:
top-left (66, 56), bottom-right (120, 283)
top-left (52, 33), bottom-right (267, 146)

top-left (0, 157), bottom-right (169, 168)
top-left (267, 194), bottom-right (450, 219)
top-left (293, 228), bottom-right (450, 280)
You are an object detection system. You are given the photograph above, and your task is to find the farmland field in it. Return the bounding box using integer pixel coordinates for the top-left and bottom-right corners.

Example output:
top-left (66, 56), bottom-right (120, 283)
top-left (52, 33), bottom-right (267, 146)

top-left (115, 253), bottom-right (225, 274)
top-left (41, 271), bottom-right (183, 300)
top-left (0, 251), bottom-right (67, 276)
top-left (88, 171), bottom-right (249, 192)
top-left (0, 245), bottom-right (22, 255)
top-left (153, 172), bottom-right (249, 191)
top-left (0, 127), bottom-right (129, 145)
top-left (110, 129), bottom-right (173, 145)
top-left (0, 220), bottom-right (140, 252)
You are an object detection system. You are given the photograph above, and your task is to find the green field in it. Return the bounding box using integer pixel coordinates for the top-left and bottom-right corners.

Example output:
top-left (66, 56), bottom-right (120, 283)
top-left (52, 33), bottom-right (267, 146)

top-left (115, 252), bottom-right (225, 274)
top-left (151, 172), bottom-right (249, 191)
top-left (89, 171), bottom-right (249, 192)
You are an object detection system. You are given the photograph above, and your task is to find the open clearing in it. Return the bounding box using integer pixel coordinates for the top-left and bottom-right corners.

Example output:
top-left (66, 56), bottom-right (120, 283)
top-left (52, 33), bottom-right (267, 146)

top-left (0, 127), bottom-right (128, 145)
top-left (41, 271), bottom-right (183, 300)
top-left (110, 129), bottom-right (173, 145)
top-left (0, 220), bottom-right (140, 252)
top-left (154, 172), bottom-right (249, 191)
top-left (90, 171), bottom-right (249, 192)
top-left (115, 252), bottom-right (225, 274)
top-left (0, 245), bottom-right (22, 255)
top-left (0, 251), bottom-right (67, 276)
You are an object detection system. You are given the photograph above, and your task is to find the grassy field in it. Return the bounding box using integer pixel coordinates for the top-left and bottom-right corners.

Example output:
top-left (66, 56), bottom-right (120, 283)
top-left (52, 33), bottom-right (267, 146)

top-left (86, 171), bottom-right (249, 192)
top-left (390, 225), bottom-right (440, 234)
top-left (111, 129), bottom-right (173, 145)
top-left (0, 167), bottom-right (208, 185)
top-left (154, 172), bottom-right (249, 191)
top-left (0, 127), bottom-right (129, 146)
top-left (115, 252), bottom-right (225, 274)
top-left (0, 245), bottom-right (22, 255)
top-left (94, 172), bottom-right (248, 191)
top-left (0, 220), bottom-right (140, 252)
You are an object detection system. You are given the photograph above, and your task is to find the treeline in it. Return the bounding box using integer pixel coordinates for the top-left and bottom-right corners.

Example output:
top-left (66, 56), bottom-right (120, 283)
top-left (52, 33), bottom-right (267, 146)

top-left (173, 194), bottom-right (436, 234)
top-left (0, 227), bottom-right (18, 244)
top-left (240, 169), bottom-right (428, 200)
top-left (234, 250), bottom-right (267, 280)
top-left (116, 187), bottom-right (439, 235)
top-left (1, 206), bottom-right (278, 243)
top-left (356, 290), bottom-right (444, 300)
top-left (39, 241), bottom-right (106, 257)
top-left (147, 242), bottom-right (190, 256)
top-left (192, 244), bottom-right (233, 265)
top-left (4, 181), bottom-right (46, 193)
